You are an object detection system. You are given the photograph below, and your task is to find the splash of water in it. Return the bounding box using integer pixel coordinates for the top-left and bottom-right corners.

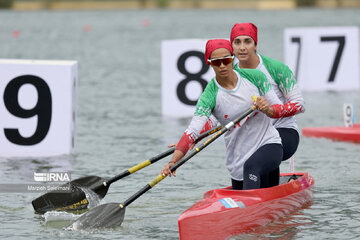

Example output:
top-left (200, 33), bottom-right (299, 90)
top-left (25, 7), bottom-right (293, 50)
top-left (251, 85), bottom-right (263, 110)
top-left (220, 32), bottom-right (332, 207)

top-left (43, 210), bottom-right (78, 223)
top-left (79, 186), bottom-right (103, 208)
top-left (43, 186), bottom-right (105, 230)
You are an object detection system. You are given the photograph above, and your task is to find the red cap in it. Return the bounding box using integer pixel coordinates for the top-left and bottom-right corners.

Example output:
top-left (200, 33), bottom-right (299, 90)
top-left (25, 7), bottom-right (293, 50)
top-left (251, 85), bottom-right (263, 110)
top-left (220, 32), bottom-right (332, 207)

top-left (204, 39), bottom-right (233, 65)
top-left (230, 23), bottom-right (258, 44)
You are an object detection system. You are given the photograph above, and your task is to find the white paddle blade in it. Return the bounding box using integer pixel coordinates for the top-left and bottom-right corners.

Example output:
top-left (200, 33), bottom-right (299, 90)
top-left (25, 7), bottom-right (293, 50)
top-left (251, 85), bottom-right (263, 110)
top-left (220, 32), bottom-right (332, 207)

top-left (70, 202), bottom-right (125, 230)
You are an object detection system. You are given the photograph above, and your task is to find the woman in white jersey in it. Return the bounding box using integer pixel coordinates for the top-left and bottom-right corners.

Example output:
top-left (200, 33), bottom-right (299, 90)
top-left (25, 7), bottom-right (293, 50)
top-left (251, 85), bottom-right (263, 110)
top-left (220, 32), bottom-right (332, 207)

top-left (231, 23), bottom-right (305, 161)
top-left (161, 39), bottom-right (283, 190)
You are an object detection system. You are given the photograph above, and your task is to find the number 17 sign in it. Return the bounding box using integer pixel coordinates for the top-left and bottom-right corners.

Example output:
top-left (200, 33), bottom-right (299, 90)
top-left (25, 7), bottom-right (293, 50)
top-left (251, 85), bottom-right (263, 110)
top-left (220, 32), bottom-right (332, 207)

top-left (284, 26), bottom-right (359, 91)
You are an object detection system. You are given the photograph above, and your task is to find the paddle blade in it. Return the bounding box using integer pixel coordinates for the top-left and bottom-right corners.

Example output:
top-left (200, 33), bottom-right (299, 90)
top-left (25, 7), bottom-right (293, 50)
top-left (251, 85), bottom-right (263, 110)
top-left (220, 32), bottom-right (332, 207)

top-left (70, 203), bottom-right (125, 230)
top-left (32, 183), bottom-right (87, 214)
top-left (32, 176), bottom-right (108, 214)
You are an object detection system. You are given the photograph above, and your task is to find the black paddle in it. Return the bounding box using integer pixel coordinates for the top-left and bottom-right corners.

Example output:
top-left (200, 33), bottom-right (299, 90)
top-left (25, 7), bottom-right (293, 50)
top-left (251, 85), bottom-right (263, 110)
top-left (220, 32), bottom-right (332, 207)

top-left (32, 125), bottom-right (223, 214)
top-left (69, 101), bottom-right (256, 230)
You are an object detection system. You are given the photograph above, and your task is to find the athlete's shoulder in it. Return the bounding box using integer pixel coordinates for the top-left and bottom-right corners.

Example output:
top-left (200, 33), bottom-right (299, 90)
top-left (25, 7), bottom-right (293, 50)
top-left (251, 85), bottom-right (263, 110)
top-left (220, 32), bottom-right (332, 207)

top-left (195, 78), bottom-right (218, 117)
top-left (234, 67), bottom-right (271, 96)
top-left (203, 78), bottom-right (218, 94)
top-left (199, 78), bottom-right (218, 104)
top-left (260, 54), bottom-right (292, 72)
top-left (261, 55), bottom-right (300, 94)
top-left (234, 66), bottom-right (267, 81)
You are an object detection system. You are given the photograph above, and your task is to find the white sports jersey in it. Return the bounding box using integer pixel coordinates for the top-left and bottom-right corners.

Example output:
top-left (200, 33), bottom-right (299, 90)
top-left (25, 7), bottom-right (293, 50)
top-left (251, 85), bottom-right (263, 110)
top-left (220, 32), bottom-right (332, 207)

top-left (184, 68), bottom-right (281, 180)
top-left (235, 54), bottom-right (305, 132)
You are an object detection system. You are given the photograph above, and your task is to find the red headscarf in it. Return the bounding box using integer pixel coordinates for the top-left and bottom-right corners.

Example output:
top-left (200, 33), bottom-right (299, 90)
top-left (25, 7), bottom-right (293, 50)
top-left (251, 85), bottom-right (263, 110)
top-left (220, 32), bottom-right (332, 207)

top-left (204, 39), bottom-right (233, 65)
top-left (230, 23), bottom-right (258, 44)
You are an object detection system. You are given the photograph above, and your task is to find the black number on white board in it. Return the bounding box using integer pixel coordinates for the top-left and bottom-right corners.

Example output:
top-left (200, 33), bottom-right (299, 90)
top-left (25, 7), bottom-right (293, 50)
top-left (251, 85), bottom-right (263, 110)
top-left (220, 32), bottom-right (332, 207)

top-left (344, 105), bottom-right (352, 125)
top-left (320, 36), bottom-right (345, 83)
top-left (291, 37), bottom-right (301, 80)
top-left (345, 105), bottom-right (352, 117)
top-left (3, 75), bottom-right (52, 145)
top-left (177, 51), bottom-right (209, 105)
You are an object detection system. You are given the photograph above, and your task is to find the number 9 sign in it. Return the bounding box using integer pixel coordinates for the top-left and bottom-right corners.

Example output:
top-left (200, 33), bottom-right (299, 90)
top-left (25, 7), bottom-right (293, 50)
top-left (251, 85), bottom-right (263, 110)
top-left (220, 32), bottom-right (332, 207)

top-left (343, 103), bottom-right (354, 127)
top-left (162, 39), bottom-right (214, 118)
top-left (0, 59), bottom-right (77, 157)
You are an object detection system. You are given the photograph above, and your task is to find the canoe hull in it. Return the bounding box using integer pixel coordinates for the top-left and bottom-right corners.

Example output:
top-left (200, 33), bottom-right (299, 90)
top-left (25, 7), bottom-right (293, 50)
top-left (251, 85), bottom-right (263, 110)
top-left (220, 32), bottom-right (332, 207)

top-left (178, 172), bottom-right (314, 240)
top-left (302, 124), bottom-right (360, 143)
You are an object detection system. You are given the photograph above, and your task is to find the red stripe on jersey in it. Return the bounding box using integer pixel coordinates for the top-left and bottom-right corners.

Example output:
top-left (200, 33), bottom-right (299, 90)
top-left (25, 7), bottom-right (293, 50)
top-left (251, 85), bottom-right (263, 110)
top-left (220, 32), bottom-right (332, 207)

top-left (200, 118), bottom-right (214, 134)
top-left (176, 132), bottom-right (195, 155)
top-left (271, 101), bottom-right (304, 118)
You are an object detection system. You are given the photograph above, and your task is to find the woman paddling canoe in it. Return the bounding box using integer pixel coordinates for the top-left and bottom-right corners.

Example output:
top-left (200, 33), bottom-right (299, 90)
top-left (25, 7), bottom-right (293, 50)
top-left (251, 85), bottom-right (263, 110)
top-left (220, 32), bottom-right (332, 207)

top-left (231, 23), bottom-right (305, 161)
top-left (161, 39), bottom-right (284, 190)
top-left (203, 23), bottom-right (305, 162)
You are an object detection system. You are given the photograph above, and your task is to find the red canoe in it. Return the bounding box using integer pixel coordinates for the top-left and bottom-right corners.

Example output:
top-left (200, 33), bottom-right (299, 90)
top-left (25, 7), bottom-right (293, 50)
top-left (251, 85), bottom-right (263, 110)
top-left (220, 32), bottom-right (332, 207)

top-left (302, 123), bottom-right (360, 143)
top-left (178, 172), bottom-right (314, 240)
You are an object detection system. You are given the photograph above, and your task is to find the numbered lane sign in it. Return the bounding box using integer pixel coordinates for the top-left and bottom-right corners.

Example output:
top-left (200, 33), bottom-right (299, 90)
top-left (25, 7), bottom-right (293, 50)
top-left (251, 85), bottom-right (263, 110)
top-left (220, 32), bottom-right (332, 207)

top-left (0, 59), bottom-right (77, 157)
top-left (343, 103), bottom-right (354, 127)
top-left (284, 26), bottom-right (360, 91)
top-left (162, 39), bottom-right (215, 118)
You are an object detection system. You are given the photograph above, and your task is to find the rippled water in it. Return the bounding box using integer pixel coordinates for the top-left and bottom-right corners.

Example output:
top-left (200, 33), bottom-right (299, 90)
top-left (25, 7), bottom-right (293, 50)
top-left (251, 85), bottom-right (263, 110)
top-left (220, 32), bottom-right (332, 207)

top-left (0, 8), bottom-right (360, 240)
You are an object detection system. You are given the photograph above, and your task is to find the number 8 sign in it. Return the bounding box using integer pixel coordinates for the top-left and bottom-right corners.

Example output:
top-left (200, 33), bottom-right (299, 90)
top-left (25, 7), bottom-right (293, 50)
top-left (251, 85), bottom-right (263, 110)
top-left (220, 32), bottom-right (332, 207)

top-left (284, 26), bottom-right (360, 91)
top-left (0, 59), bottom-right (77, 157)
top-left (162, 39), bottom-right (214, 118)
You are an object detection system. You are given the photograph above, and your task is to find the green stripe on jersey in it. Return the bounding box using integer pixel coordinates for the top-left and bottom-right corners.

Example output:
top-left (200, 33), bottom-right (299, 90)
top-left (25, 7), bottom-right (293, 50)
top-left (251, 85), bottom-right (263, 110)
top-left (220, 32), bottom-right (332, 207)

top-left (233, 67), bottom-right (272, 96)
top-left (195, 79), bottom-right (218, 117)
top-left (260, 55), bottom-right (297, 95)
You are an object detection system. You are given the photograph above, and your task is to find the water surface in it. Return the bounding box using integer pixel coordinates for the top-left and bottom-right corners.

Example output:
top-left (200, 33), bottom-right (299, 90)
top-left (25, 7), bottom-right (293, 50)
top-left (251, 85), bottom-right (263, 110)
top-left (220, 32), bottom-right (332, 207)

top-left (0, 8), bottom-right (359, 239)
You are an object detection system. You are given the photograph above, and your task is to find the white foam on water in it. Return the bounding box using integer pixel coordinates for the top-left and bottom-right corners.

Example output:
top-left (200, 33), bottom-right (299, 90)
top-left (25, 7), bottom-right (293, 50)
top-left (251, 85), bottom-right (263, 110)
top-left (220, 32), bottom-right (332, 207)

top-left (79, 186), bottom-right (104, 208)
top-left (65, 220), bottom-right (82, 231)
top-left (43, 210), bottom-right (79, 223)
top-left (42, 186), bottom-right (107, 231)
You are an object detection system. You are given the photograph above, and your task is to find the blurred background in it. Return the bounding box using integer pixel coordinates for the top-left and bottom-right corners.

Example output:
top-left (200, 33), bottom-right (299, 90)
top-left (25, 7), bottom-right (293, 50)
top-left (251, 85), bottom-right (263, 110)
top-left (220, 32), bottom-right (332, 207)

top-left (1, 0), bottom-right (360, 10)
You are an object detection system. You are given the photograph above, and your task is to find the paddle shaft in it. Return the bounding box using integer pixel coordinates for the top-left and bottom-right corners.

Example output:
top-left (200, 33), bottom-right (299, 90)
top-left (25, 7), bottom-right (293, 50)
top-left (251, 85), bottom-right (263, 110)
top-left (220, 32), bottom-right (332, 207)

top-left (105, 125), bottom-right (223, 186)
top-left (32, 122), bottom-right (224, 214)
top-left (106, 147), bottom-right (175, 185)
top-left (122, 106), bottom-right (255, 207)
